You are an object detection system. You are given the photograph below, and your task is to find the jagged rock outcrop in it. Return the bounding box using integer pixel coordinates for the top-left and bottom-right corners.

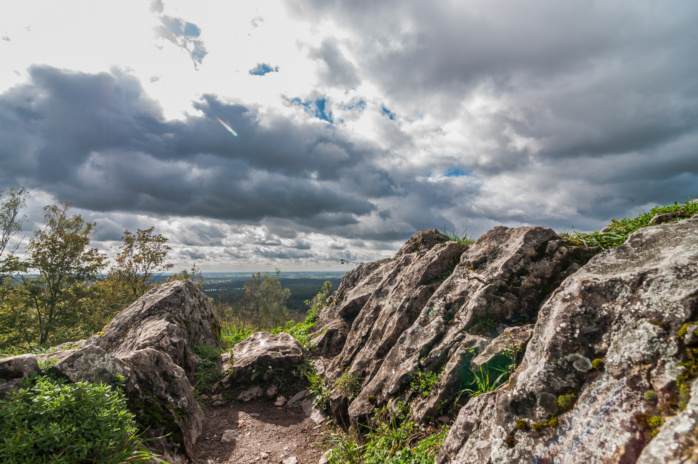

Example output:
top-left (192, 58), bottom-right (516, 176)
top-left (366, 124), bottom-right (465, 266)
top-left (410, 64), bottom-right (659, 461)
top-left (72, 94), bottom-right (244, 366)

top-left (86, 280), bottom-right (220, 380)
top-left (435, 215), bottom-right (698, 463)
top-left (321, 226), bottom-right (590, 428)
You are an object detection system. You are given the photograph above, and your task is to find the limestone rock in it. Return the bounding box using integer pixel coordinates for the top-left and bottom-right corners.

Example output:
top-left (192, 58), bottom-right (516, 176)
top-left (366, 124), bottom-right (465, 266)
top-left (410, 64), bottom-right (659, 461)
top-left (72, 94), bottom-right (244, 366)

top-left (437, 216), bottom-right (698, 463)
top-left (288, 389), bottom-right (307, 406)
top-left (0, 354), bottom-right (40, 398)
top-left (637, 374), bottom-right (698, 463)
top-left (227, 332), bottom-right (302, 382)
top-left (237, 386), bottom-right (264, 402)
top-left (87, 280), bottom-right (221, 380)
top-left (282, 457), bottom-right (299, 464)
top-left (332, 226), bottom-right (589, 427)
top-left (50, 345), bottom-right (133, 386)
top-left (471, 325), bottom-right (533, 368)
top-left (275, 395), bottom-right (287, 407)
top-left (220, 429), bottom-right (238, 443)
top-left (121, 348), bottom-right (204, 463)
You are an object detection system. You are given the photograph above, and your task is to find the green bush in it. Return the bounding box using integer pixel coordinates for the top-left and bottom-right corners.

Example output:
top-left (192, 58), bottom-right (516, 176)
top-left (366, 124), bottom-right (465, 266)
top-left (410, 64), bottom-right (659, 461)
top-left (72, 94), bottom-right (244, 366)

top-left (0, 376), bottom-right (161, 463)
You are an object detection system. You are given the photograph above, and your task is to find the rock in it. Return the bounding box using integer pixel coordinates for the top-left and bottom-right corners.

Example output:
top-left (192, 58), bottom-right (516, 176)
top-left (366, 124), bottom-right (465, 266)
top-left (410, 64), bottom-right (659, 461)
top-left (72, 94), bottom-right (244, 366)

top-left (282, 457), bottom-right (299, 464)
top-left (218, 351), bottom-right (231, 373)
top-left (648, 211), bottom-right (690, 225)
top-left (684, 325), bottom-right (698, 346)
top-left (237, 386), bottom-right (264, 402)
top-left (471, 325), bottom-right (533, 368)
top-left (225, 332), bottom-right (302, 383)
top-left (49, 345), bottom-right (133, 386)
top-left (220, 429), bottom-right (238, 443)
top-left (266, 384), bottom-right (278, 398)
top-left (438, 415), bottom-right (450, 424)
top-left (310, 260), bottom-right (392, 356)
top-left (437, 216), bottom-right (698, 463)
top-left (301, 398), bottom-right (327, 424)
top-left (120, 348), bottom-right (204, 463)
top-left (637, 376), bottom-right (698, 463)
top-left (275, 395), bottom-right (287, 407)
top-left (0, 354), bottom-right (40, 399)
top-left (318, 450), bottom-right (332, 464)
top-left (330, 226), bottom-right (590, 427)
top-left (86, 280), bottom-right (221, 380)
top-left (288, 389), bottom-right (307, 405)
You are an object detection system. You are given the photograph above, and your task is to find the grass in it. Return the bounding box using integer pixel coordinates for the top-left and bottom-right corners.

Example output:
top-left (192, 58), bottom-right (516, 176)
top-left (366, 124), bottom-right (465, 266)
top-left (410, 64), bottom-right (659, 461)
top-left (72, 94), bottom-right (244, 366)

top-left (561, 199), bottom-right (698, 251)
top-left (410, 368), bottom-right (442, 398)
top-left (324, 403), bottom-right (448, 464)
top-left (0, 375), bottom-right (164, 463)
top-left (441, 225), bottom-right (476, 245)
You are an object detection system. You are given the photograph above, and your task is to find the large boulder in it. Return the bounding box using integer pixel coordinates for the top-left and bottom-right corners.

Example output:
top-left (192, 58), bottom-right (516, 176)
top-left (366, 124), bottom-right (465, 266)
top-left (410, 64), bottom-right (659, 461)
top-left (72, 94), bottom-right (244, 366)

top-left (225, 332), bottom-right (303, 382)
top-left (436, 215), bottom-right (698, 463)
top-left (87, 280), bottom-right (221, 380)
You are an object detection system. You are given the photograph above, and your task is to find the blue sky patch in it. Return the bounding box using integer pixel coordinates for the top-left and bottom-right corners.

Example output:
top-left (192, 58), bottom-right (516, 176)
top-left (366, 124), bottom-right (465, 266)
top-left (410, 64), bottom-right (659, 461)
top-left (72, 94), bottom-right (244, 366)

top-left (444, 168), bottom-right (471, 177)
top-left (249, 63), bottom-right (280, 76)
top-left (381, 105), bottom-right (396, 120)
top-left (286, 96), bottom-right (334, 123)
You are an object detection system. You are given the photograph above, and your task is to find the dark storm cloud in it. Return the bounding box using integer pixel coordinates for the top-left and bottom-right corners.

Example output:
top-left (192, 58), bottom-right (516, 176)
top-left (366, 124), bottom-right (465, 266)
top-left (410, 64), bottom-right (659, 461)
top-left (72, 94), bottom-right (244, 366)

top-left (0, 66), bottom-right (396, 236)
top-left (287, 0), bottom-right (698, 228)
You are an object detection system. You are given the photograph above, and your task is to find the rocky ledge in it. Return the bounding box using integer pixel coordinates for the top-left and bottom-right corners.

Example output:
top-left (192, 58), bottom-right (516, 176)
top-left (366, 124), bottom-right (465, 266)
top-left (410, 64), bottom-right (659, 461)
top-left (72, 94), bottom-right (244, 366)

top-left (311, 216), bottom-right (698, 463)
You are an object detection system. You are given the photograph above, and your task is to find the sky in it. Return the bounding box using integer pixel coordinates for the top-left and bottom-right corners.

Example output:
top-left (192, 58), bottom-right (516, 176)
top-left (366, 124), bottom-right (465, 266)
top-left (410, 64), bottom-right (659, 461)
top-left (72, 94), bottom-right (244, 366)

top-left (1, 0), bottom-right (697, 271)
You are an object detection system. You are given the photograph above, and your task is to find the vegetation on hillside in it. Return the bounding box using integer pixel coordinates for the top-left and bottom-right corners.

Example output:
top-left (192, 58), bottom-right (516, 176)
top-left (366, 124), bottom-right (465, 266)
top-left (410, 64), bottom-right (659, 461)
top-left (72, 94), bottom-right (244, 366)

top-left (561, 199), bottom-right (698, 250)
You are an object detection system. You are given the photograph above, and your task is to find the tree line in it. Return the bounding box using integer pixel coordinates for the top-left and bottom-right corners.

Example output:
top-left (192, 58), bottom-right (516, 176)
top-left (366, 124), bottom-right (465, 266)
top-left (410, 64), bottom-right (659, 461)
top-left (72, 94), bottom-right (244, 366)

top-left (0, 188), bottom-right (298, 353)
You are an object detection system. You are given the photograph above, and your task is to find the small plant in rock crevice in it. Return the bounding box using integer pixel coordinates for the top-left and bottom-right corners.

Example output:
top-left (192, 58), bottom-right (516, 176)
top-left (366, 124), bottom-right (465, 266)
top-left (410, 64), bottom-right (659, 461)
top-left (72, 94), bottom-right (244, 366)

top-left (335, 370), bottom-right (362, 400)
top-left (410, 368), bottom-right (443, 398)
top-left (441, 225), bottom-right (476, 245)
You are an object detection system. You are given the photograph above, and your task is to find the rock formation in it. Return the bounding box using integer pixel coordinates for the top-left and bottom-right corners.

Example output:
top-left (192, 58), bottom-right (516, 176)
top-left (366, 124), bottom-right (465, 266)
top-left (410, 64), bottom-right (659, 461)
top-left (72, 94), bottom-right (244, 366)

top-left (0, 280), bottom-right (220, 464)
top-left (313, 216), bottom-right (698, 463)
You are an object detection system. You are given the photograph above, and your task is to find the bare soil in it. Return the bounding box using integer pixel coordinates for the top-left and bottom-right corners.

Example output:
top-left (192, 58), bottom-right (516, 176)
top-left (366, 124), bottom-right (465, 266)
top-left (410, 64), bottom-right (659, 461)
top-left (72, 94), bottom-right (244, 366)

top-left (193, 399), bottom-right (329, 464)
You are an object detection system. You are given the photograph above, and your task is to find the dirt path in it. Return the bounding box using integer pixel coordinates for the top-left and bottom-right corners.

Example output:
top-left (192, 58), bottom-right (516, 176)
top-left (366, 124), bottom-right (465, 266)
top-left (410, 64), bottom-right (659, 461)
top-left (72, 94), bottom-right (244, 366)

top-left (193, 399), bottom-right (329, 464)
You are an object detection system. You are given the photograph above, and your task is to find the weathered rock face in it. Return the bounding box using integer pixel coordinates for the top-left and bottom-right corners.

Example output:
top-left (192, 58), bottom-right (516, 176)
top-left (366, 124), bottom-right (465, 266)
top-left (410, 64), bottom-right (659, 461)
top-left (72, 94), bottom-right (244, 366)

top-left (436, 216), bottom-right (698, 463)
top-left (87, 280), bottom-right (221, 380)
top-left (321, 226), bottom-right (590, 428)
top-left (0, 354), bottom-right (40, 398)
top-left (229, 332), bottom-right (303, 381)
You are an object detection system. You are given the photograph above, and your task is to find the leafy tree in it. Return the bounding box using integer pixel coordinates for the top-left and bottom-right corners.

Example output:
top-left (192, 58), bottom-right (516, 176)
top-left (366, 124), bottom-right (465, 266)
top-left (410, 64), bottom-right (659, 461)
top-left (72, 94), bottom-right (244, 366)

top-left (166, 264), bottom-right (204, 288)
top-left (0, 187), bottom-right (27, 275)
top-left (111, 227), bottom-right (173, 298)
top-left (242, 270), bottom-right (291, 330)
top-left (17, 202), bottom-right (107, 345)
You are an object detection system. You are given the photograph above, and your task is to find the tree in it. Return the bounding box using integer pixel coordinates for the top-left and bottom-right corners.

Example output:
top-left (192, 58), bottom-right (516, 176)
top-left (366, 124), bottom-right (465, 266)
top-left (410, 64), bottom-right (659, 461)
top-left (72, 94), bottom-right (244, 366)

top-left (19, 202), bottom-right (107, 345)
top-left (111, 227), bottom-right (173, 298)
top-left (0, 187), bottom-right (27, 275)
top-left (242, 270), bottom-right (291, 330)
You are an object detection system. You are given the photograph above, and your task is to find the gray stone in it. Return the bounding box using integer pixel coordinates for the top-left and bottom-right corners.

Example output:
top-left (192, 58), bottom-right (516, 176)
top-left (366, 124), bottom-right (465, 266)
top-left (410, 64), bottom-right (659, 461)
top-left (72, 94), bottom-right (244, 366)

top-left (471, 325), bottom-right (533, 368)
top-left (282, 457), bottom-right (299, 464)
top-left (237, 386), bottom-right (264, 402)
top-left (265, 384), bottom-right (278, 398)
top-left (220, 429), bottom-right (238, 443)
top-left (638, 378), bottom-right (698, 463)
top-left (684, 325), bottom-right (698, 346)
top-left (437, 216), bottom-right (698, 463)
top-left (301, 398), bottom-right (327, 424)
top-left (288, 389), bottom-right (307, 405)
top-left (50, 345), bottom-right (133, 386)
top-left (227, 332), bottom-right (302, 382)
top-left (120, 348), bottom-right (204, 463)
top-left (0, 354), bottom-right (40, 398)
top-left (275, 395), bottom-right (287, 407)
top-left (86, 280), bottom-right (221, 380)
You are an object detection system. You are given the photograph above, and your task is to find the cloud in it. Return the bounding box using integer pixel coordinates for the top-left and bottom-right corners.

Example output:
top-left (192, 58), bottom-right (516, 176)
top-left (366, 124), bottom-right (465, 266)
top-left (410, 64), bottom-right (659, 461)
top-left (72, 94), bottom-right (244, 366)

top-left (155, 12), bottom-right (208, 67)
top-left (249, 63), bottom-right (279, 76)
top-left (309, 38), bottom-right (360, 89)
top-left (0, 66), bottom-right (393, 236)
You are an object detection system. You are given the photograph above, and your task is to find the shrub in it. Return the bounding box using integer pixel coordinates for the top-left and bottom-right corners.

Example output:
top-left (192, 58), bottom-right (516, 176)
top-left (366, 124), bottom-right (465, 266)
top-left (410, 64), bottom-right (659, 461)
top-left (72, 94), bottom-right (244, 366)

top-left (644, 390), bottom-right (658, 402)
top-left (0, 376), bottom-right (161, 463)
